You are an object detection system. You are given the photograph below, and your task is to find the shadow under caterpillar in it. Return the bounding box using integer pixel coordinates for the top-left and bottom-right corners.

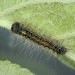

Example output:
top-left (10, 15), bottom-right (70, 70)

top-left (11, 22), bottom-right (67, 55)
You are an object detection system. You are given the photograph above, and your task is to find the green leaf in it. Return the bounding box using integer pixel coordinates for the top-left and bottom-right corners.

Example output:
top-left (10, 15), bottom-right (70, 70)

top-left (0, 60), bottom-right (35, 75)
top-left (0, 0), bottom-right (75, 71)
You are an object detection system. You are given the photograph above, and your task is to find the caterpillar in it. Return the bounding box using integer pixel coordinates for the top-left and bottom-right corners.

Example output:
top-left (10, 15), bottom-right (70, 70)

top-left (11, 22), bottom-right (67, 55)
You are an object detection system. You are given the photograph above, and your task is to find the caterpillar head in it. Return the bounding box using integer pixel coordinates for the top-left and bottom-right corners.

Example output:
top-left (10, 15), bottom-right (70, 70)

top-left (11, 22), bottom-right (22, 34)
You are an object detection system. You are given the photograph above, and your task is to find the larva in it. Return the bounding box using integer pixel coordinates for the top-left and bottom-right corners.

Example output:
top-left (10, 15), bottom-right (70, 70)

top-left (11, 22), bottom-right (67, 55)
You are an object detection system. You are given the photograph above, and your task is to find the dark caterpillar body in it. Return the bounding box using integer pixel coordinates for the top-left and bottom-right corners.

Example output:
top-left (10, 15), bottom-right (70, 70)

top-left (11, 22), bottom-right (67, 55)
